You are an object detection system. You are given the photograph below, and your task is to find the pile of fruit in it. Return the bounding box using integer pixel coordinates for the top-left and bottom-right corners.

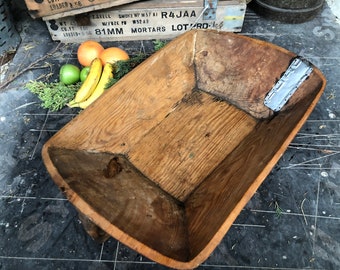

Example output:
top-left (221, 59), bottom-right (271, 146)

top-left (26, 40), bottom-right (166, 111)
top-left (60, 40), bottom-right (129, 109)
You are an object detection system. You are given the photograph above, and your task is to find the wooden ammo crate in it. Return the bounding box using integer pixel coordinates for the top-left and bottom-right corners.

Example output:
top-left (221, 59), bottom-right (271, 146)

top-left (24, 0), bottom-right (141, 19)
top-left (44, 0), bottom-right (246, 42)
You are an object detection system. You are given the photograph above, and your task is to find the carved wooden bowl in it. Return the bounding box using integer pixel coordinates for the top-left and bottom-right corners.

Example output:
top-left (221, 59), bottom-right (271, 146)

top-left (42, 29), bottom-right (326, 269)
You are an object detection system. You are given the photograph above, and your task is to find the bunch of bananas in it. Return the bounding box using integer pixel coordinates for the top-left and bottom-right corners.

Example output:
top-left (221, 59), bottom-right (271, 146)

top-left (68, 58), bottom-right (114, 109)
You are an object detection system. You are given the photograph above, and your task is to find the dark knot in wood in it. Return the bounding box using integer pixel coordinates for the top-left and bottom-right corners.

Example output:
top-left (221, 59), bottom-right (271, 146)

top-left (104, 157), bottom-right (122, 178)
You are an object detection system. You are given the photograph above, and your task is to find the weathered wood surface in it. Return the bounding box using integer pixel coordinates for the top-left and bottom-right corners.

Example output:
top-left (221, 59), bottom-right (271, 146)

top-left (195, 30), bottom-right (321, 119)
top-left (45, 31), bottom-right (196, 153)
top-left (185, 70), bottom-right (325, 260)
top-left (48, 149), bottom-right (189, 261)
top-left (129, 91), bottom-right (257, 201)
top-left (42, 30), bottom-right (326, 269)
top-left (25, 0), bottom-right (141, 19)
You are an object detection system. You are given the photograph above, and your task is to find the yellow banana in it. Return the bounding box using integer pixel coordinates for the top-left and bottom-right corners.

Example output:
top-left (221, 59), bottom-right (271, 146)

top-left (69, 58), bottom-right (102, 105)
top-left (72, 63), bottom-right (114, 109)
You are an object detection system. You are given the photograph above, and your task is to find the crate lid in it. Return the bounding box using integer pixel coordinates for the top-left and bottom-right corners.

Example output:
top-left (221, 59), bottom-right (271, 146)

top-left (24, 0), bottom-right (141, 19)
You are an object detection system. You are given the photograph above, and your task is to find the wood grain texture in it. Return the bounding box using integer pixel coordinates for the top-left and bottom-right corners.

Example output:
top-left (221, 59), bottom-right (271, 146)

top-left (129, 91), bottom-right (257, 201)
top-left (185, 71), bottom-right (326, 261)
top-left (195, 30), bottom-right (295, 119)
top-left (27, 0), bottom-right (141, 19)
top-left (41, 30), bottom-right (326, 269)
top-left (47, 30), bottom-right (196, 154)
top-left (48, 149), bottom-right (189, 261)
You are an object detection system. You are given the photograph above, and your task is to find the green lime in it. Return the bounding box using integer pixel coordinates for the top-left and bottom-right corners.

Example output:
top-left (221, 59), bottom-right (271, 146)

top-left (59, 64), bottom-right (80, 85)
top-left (80, 67), bottom-right (91, 82)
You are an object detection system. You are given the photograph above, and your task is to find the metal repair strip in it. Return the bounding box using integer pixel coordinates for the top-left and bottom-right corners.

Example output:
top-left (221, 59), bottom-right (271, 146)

top-left (264, 57), bottom-right (313, 112)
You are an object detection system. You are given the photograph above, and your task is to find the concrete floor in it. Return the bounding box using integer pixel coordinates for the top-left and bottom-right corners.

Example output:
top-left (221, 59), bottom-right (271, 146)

top-left (0, 1), bottom-right (339, 269)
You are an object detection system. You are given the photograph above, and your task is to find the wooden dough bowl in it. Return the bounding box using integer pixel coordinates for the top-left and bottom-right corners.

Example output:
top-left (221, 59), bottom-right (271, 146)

top-left (42, 30), bottom-right (326, 269)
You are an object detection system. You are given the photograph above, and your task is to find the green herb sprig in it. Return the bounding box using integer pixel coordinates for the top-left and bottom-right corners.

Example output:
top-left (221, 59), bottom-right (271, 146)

top-left (104, 53), bottom-right (146, 89)
top-left (26, 81), bottom-right (81, 111)
top-left (153, 40), bottom-right (167, 51)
